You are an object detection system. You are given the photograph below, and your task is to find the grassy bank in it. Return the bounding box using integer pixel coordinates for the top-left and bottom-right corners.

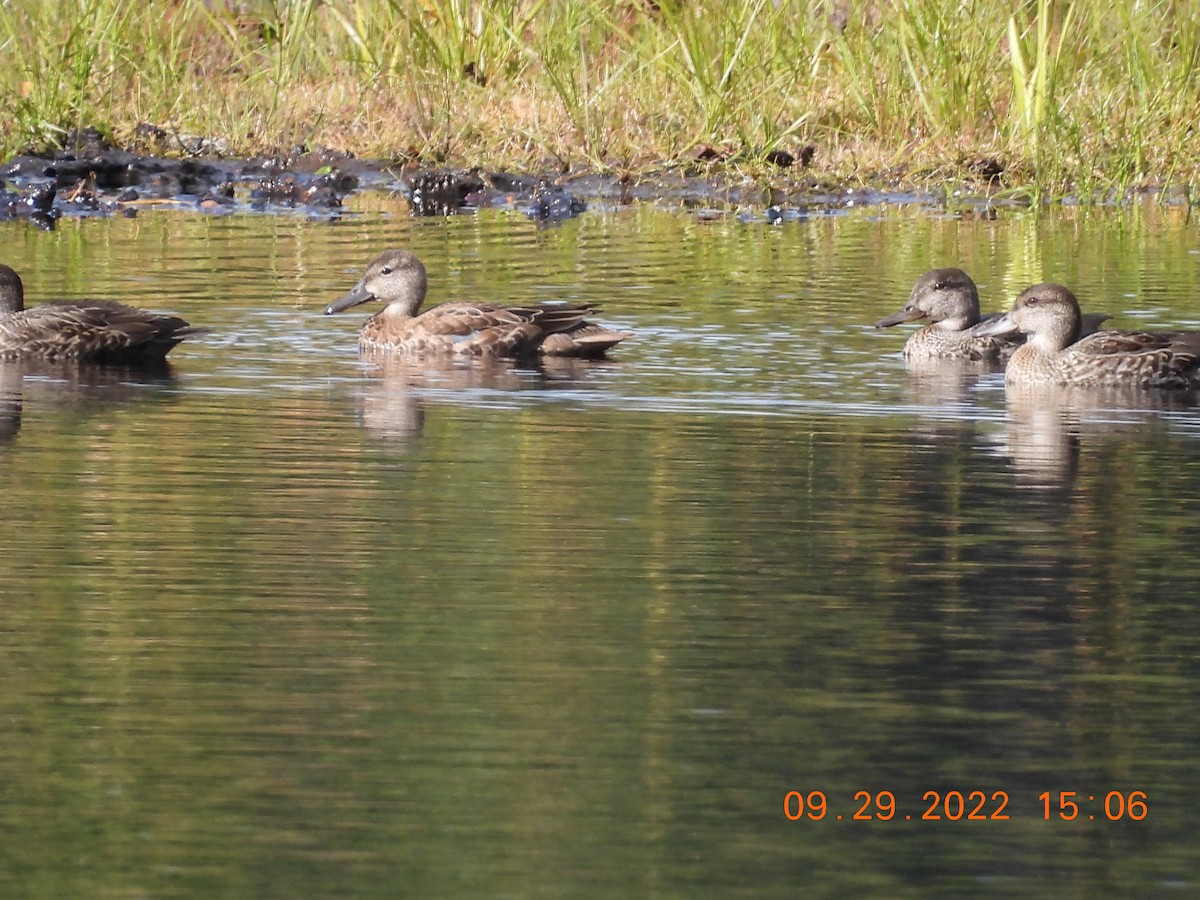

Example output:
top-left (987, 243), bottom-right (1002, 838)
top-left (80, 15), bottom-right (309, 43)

top-left (1, 0), bottom-right (1199, 198)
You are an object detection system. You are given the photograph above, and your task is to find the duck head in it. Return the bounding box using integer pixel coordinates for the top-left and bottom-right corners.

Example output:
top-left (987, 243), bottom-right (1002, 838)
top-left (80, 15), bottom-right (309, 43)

top-left (325, 250), bottom-right (429, 317)
top-left (0, 265), bottom-right (25, 315)
top-left (976, 283), bottom-right (1083, 352)
top-left (876, 268), bottom-right (981, 332)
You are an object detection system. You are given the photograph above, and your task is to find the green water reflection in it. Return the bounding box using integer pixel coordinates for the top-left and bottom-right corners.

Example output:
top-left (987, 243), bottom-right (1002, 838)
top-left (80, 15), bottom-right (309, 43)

top-left (0, 203), bottom-right (1198, 897)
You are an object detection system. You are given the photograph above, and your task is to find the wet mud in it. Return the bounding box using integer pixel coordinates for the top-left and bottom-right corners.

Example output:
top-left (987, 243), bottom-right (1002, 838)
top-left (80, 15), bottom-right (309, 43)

top-left (0, 127), bottom-right (1009, 229)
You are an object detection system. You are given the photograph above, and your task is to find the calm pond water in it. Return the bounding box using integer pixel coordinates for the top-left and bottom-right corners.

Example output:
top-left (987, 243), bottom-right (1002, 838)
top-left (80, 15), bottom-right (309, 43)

top-left (2, 197), bottom-right (1200, 897)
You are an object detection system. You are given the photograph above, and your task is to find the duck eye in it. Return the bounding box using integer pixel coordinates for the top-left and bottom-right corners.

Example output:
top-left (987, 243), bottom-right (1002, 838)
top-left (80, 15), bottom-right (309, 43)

top-left (380, 266), bottom-right (393, 275)
top-left (1025, 296), bottom-right (1039, 306)
top-left (933, 281), bottom-right (947, 291)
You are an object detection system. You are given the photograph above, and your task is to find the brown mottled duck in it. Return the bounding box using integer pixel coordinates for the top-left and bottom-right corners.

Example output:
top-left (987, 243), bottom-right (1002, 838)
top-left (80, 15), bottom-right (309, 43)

top-left (976, 283), bottom-right (1200, 388)
top-left (324, 249), bottom-right (631, 360)
top-left (0, 264), bottom-right (200, 364)
top-left (876, 268), bottom-right (1109, 362)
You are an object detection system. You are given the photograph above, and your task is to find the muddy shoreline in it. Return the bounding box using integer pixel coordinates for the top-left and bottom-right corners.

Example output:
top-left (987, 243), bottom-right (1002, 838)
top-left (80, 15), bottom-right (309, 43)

top-left (0, 130), bottom-right (1034, 229)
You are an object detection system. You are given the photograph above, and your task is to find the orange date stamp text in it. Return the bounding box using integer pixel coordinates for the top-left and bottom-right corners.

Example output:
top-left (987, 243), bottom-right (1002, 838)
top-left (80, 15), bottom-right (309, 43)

top-left (782, 790), bottom-right (1148, 822)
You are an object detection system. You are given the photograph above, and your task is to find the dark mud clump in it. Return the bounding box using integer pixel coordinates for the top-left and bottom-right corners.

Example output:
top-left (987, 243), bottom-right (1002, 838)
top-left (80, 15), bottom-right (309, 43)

top-left (0, 182), bottom-right (59, 230)
top-left (527, 181), bottom-right (587, 221)
top-left (409, 169), bottom-right (486, 216)
top-left (247, 175), bottom-right (345, 211)
top-left (965, 155), bottom-right (1005, 185)
top-left (1, 128), bottom-right (361, 227)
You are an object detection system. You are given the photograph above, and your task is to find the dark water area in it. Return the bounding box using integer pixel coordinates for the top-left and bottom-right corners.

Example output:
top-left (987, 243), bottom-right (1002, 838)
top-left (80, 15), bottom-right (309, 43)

top-left (1, 200), bottom-right (1200, 897)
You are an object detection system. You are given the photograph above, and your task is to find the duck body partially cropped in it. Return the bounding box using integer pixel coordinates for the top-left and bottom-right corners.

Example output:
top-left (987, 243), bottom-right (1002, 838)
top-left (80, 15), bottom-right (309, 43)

top-left (0, 264), bottom-right (199, 364)
top-left (325, 250), bottom-right (631, 360)
top-left (977, 283), bottom-right (1200, 388)
top-left (876, 268), bottom-right (1109, 362)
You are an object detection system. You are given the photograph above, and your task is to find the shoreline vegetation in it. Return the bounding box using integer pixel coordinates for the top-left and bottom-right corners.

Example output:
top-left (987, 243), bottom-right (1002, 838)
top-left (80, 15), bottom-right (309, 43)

top-left (2, 0), bottom-right (1199, 203)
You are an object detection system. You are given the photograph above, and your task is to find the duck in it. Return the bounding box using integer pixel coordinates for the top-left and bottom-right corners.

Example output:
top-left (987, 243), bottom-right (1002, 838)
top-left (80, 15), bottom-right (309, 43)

top-left (0, 263), bottom-right (200, 363)
top-left (324, 249), bottom-right (631, 359)
top-left (976, 282), bottom-right (1200, 388)
top-left (875, 267), bottom-right (1109, 361)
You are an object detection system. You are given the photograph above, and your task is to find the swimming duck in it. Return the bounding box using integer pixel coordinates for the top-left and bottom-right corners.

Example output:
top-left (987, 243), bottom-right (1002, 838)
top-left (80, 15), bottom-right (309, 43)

top-left (875, 268), bottom-right (1109, 361)
top-left (976, 283), bottom-right (1200, 388)
top-left (0, 263), bottom-right (200, 363)
top-left (324, 249), bottom-right (631, 359)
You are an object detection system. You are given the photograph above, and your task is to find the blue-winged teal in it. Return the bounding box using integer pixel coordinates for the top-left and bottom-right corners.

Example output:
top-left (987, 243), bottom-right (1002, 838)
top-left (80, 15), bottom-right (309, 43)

top-left (0, 264), bottom-right (200, 363)
top-left (324, 249), bottom-right (631, 359)
top-left (876, 268), bottom-right (1109, 361)
top-left (977, 283), bottom-right (1200, 388)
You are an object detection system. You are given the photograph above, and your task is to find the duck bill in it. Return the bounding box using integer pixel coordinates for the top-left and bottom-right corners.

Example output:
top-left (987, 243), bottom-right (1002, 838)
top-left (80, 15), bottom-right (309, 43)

top-left (324, 282), bottom-right (376, 315)
top-left (974, 311), bottom-right (1020, 337)
top-left (874, 307), bottom-right (924, 328)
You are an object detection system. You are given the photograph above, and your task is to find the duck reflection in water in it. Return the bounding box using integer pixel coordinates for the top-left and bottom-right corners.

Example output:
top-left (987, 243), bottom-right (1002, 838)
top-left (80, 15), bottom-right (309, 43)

top-left (973, 283), bottom-right (1200, 486)
top-left (326, 249), bottom-right (631, 441)
top-left (0, 358), bottom-right (178, 445)
top-left (351, 352), bottom-right (619, 442)
top-left (994, 382), bottom-right (1198, 489)
top-left (0, 363), bottom-right (21, 442)
top-left (897, 354), bottom-right (999, 409)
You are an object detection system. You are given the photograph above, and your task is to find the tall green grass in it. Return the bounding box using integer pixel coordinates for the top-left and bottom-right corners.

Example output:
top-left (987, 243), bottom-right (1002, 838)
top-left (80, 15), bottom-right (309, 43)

top-left (2, 0), bottom-right (1200, 198)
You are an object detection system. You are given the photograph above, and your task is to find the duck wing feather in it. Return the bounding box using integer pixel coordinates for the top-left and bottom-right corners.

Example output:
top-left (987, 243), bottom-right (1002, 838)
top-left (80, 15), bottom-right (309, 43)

top-left (1061, 329), bottom-right (1200, 387)
top-left (0, 300), bottom-right (197, 362)
top-left (375, 301), bottom-right (597, 357)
